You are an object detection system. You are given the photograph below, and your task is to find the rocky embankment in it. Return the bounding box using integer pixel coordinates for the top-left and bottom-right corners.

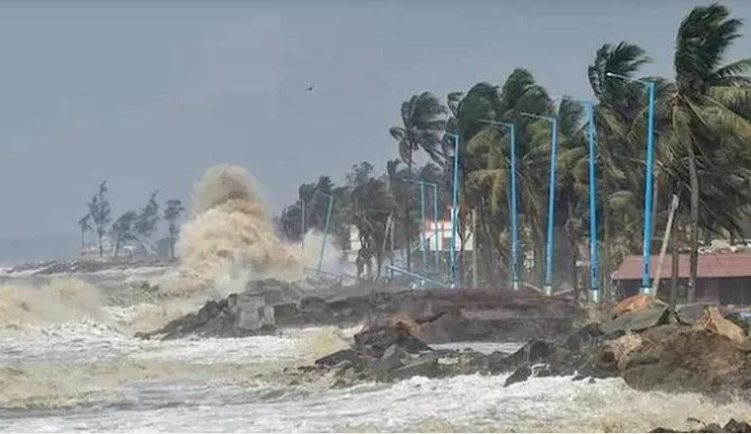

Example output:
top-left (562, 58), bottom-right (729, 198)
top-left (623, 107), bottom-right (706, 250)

top-left (651, 419), bottom-right (751, 432)
top-left (1, 258), bottom-right (171, 276)
top-left (136, 279), bottom-right (584, 343)
top-left (284, 294), bottom-right (751, 401)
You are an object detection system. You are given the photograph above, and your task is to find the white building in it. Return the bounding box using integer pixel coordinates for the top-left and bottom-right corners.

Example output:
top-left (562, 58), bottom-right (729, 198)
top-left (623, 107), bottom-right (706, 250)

top-left (346, 216), bottom-right (474, 264)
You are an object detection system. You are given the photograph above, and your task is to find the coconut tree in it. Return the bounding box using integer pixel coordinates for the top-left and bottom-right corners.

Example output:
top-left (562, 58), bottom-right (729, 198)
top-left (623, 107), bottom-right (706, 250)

top-left (389, 92), bottom-right (448, 270)
top-left (77, 213), bottom-right (92, 252)
top-left (350, 177), bottom-right (397, 277)
top-left (666, 2), bottom-right (751, 300)
top-left (459, 69), bottom-right (554, 286)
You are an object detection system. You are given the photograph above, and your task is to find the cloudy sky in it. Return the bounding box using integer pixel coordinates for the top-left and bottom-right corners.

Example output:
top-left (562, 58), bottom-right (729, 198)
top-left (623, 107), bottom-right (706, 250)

top-left (0, 0), bottom-right (749, 246)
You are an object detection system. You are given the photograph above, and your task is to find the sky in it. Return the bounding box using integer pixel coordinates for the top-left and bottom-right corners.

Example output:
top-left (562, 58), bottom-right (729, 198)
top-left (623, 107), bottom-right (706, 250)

top-left (0, 0), bottom-right (749, 247)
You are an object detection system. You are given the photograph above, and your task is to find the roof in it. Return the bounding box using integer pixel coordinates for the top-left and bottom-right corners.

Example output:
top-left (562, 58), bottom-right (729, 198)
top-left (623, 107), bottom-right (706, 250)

top-left (611, 252), bottom-right (751, 280)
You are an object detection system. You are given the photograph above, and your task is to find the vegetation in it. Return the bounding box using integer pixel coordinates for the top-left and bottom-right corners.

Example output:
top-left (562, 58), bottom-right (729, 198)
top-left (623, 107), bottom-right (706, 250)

top-left (279, 3), bottom-right (751, 302)
top-left (78, 185), bottom-right (184, 261)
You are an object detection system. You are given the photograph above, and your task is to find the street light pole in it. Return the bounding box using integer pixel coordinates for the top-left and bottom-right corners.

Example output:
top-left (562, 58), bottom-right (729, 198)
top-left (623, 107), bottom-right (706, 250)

top-left (445, 132), bottom-right (461, 287)
top-left (559, 97), bottom-right (600, 304)
top-left (521, 113), bottom-right (558, 296)
top-left (430, 182), bottom-right (439, 272)
top-left (606, 72), bottom-right (657, 295)
top-left (585, 100), bottom-right (600, 303)
top-left (419, 181), bottom-right (427, 275)
top-left (479, 120), bottom-right (520, 291)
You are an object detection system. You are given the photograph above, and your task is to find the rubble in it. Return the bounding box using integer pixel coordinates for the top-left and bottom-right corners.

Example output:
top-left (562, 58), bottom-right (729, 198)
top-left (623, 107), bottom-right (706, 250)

top-left (286, 293), bottom-right (751, 401)
top-left (137, 281), bottom-right (584, 342)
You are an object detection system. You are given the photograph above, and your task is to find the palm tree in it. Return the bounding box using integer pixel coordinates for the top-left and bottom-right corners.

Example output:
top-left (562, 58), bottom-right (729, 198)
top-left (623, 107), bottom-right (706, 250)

top-left (587, 41), bottom-right (653, 299)
top-left (351, 177), bottom-right (397, 277)
top-left (667, 3), bottom-right (751, 300)
top-left (77, 214), bottom-right (92, 252)
top-left (459, 69), bottom-right (554, 286)
top-left (389, 92), bottom-right (447, 270)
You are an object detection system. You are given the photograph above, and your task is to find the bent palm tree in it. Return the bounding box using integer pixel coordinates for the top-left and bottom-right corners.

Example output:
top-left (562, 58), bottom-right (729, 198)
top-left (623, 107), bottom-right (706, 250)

top-left (389, 92), bottom-right (447, 271)
top-left (668, 3), bottom-right (751, 300)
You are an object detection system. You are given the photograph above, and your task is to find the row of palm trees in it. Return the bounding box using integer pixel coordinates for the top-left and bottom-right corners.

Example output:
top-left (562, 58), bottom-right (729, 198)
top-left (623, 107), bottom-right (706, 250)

top-left (280, 3), bottom-right (751, 301)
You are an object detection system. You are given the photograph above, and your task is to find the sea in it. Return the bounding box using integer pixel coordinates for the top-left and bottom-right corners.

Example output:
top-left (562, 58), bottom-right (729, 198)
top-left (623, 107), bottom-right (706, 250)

top-left (0, 264), bottom-right (749, 433)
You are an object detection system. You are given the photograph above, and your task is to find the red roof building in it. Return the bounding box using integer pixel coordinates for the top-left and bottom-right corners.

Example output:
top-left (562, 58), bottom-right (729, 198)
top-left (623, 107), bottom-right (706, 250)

top-left (611, 252), bottom-right (751, 305)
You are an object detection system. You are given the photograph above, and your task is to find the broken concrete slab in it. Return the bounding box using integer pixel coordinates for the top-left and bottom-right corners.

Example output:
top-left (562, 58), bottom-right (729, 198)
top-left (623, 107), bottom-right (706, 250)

top-left (601, 305), bottom-right (670, 335)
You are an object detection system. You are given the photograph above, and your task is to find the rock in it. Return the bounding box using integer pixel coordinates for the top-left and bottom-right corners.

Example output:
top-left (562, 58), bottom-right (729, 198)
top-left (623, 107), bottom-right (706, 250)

top-left (620, 325), bottom-right (751, 395)
top-left (315, 349), bottom-right (361, 367)
top-left (723, 419), bottom-right (751, 433)
top-left (503, 365), bottom-right (531, 387)
top-left (138, 283), bottom-right (585, 343)
top-left (601, 305), bottom-right (670, 335)
top-left (389, 354), bottom-right (441, 381)
top-left (613, 294), bottom-right (663, 317)
top-left (649, 419), bottom-right (751, 433)
top-left (675, 303), bottom-right (709, 325)
top-left (695, 306), bottom-right (745, 343)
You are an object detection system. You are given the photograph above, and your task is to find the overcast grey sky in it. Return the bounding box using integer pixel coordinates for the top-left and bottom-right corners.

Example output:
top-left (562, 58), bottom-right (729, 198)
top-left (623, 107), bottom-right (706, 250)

top-left (0, 0), bottom-right (749, 240)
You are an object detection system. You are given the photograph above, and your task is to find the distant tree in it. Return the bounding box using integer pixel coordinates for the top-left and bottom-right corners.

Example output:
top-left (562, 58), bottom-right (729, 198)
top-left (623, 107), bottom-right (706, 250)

top-left (110, 211), bottom-right (138, 258)
top-left (163, 198), bottom-right (185, 260)
top-left (77, 213), bottom-right (92, 251)
top-left (135, 191), bottom-right (160, 241)
top-left (346, 161), bottom-right (375, 188)
top-left (87, 181), bottom-right (112, 257)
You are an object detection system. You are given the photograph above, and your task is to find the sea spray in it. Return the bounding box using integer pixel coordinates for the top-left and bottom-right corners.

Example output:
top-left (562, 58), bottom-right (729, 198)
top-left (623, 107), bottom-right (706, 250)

top-left (161, 164), bottom-right (303, 299)
top-left (0, 278), bottom-right (107, 332)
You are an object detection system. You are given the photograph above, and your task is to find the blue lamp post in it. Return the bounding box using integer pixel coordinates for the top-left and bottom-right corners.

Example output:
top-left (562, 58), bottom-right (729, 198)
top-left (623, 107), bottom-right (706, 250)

top-left (479, 119), bottom-right (521, 292)
top-left (444, 132), bottom-right (461, 287)
top-left (606, 72), bottom-right (656, 295)
top-left (559, 97), bottom-right (600, 303)
top-left (520, 112), bottom-right (558, 296)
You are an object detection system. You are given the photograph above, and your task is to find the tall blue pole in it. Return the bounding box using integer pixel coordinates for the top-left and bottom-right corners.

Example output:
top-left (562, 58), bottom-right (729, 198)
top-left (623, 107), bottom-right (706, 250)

top-left (432, 183), bottom-right (440, 272)
top-left (447, 133), bottom-right (461, 287)
top-left (508, 124), bottom-right (520, 292)
top-left (520, 113), bottom-right (558, 295)
top-left (586, 102), bottom-right (600, 303)
top-left (544, 120), bottom-right (558, 296)
top-left (420, 182), bottom-right (427, 275)
top-left (479, 119), bottom-right (521, 291)
top-left (317, 193), bottom-right (334, 276)
top-left (605, 72), bottom-right (657, 296)
top-left (642, 82), bottom-right (657, 294)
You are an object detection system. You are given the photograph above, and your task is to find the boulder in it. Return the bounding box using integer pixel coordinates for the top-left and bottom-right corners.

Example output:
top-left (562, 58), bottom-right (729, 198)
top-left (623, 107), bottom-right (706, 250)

top-left (695, 306), bottom-right (745, 343)
top-left (620, 325), bottom-right (751, 395)
top-left (601, 305), bottom-right (670, 335)
top-left (675, 303), bottom-right (710, 325)
top-left (650, 419), bottom-right (751, 433)
top-left (613, 294), bottom-right (662, 316)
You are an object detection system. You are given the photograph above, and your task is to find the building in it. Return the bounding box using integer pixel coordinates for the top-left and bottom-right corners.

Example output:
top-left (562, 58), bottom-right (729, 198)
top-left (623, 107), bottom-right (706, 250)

top-left (345, 217), bottom-right (475, 265)
top-left (611, 252), bottom-right (751, 304)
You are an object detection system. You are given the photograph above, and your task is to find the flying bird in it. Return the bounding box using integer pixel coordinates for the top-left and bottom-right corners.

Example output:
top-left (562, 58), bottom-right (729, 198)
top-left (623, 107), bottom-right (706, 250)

top-left (307, 84), bottom-right (315, 92)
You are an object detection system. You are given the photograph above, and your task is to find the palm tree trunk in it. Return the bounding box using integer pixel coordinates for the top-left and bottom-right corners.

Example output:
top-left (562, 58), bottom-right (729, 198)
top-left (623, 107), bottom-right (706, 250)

top-left (670, 212), bottom-right (680, 311)
top-left (478, 200), bottom-right (500, 286)
top-left (686, 144), bottom-right (700, 303)
top-left (601, 168), bottom-right (612, 303)
top-left (571, 239), bottom-right (579, 302)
